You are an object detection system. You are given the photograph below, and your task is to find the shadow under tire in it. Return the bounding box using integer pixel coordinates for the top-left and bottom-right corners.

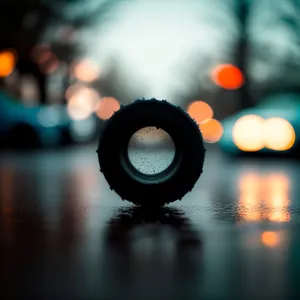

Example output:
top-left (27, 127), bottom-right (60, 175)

top-left (97, 98), bottom-right (205, 206)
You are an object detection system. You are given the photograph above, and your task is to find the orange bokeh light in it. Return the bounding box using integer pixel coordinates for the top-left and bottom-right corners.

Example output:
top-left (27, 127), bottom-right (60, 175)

top-left (212, 64), bottom-right (244, 90)
top-left (233, 115), bottom-right (265, 152)
top-left (0, 50), bottom-right (16, 78)
top-left (72, 59), bottom-right (100, 83)
top-left (261, 231), bottom-right (280, 248)
top-left (187, 101), bottom-right (213, 125)
top-left (95, 97), bottom-right (120, 120)
top-left (199, 119), bottom-right (224, 143)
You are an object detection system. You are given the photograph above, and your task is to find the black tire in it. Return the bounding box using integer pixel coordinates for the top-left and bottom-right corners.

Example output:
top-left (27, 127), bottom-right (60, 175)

top-left (97, 98), bottom-right (205, 206)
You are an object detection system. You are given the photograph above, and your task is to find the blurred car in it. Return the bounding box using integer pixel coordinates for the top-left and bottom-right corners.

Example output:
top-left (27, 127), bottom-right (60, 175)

top-left (219, 92), bottom-right (300, 157)
top-left (0, 91), bottom-right (98, 149)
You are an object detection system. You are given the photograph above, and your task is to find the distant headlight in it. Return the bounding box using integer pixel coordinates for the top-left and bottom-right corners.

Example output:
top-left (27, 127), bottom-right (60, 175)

top-left (232, 115), bottom-right (296, 152)
top-left (263, 117), bottom-right (295, 151)
top-left (232, 115), bottom-right (265, 152)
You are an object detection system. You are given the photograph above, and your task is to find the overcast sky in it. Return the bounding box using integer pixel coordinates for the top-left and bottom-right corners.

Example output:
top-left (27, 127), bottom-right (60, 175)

top-left (44, 0), bottom-right (300, 100)
top-left (77, 0), bottom-right (237, 101)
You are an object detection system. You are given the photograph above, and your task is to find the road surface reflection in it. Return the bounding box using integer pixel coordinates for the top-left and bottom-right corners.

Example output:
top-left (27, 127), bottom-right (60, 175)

top-left (238, 172), bottom-right (290, 223)
top-left (1, 145), bottom-right (300, 299)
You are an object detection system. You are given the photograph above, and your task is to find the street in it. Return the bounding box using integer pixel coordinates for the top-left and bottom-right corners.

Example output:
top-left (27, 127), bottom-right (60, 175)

top-left (1, 144), bottom-right (300, 299)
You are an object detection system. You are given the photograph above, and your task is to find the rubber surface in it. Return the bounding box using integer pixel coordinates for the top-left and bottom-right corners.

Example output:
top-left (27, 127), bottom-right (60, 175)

top-left (97, 98), bottom-right (205, 206)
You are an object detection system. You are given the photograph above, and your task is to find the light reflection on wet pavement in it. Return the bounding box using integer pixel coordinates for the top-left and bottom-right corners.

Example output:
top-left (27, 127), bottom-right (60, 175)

top-left (1, 144), bottom-right (300, 299)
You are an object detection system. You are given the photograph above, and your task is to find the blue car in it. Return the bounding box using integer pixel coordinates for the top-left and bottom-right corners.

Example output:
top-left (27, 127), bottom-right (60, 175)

top-left (219, 92), bottom-right (300, 156)
top-left (0, 91), bottom-right (97, 149)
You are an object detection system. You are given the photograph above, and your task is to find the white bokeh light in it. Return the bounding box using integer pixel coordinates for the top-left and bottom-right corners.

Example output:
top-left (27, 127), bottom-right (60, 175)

top-left (77, 0), bottom-right (237, 102)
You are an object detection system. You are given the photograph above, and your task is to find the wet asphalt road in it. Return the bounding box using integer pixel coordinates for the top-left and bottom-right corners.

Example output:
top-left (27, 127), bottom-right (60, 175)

top-left (1, 144), bottom-right (300, 300)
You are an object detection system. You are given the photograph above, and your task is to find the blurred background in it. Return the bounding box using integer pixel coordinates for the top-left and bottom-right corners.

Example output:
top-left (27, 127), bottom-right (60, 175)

top-left (2, 0), bottom-right (300, 151)
top-left (2, 0), bottom-right (300, 299)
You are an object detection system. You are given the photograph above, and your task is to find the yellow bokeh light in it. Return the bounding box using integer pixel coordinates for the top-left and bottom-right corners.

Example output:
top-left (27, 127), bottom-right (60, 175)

top-left (238, 172), bottom-right (291, 223)
top-left (67, 86), bottom-right (100, 120)
top-left (233, 115), bottom-right (265, 152)
top-left (95, 97), bottom-right (120, 120)
top-left (261, 231), bottom-right (280, 248)
top-left (238, 173), bottom-right (261, 221)
top-left (263, 117), bottom-right (296, 151)
top-left (199, 119), bottom-right (224, 143)
top-left (72, 59), bottom-right (100, 83)
top-left (263, 174), bottom-right (291, 223)
top-left (187, 101), bottom-right (213, 125)
top-left (0, 50), bottom-right (16, 78)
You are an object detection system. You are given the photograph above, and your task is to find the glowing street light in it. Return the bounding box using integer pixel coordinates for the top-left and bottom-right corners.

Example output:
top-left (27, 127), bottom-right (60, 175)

top-left (211, 64), bottom-right (244, 90)
top-left (0, 50), bottom-right (17, 78)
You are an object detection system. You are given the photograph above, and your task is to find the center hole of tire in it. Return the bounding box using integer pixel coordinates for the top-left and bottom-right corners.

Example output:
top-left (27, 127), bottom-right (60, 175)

top-left (128, 127), bottom-right (176, 175)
